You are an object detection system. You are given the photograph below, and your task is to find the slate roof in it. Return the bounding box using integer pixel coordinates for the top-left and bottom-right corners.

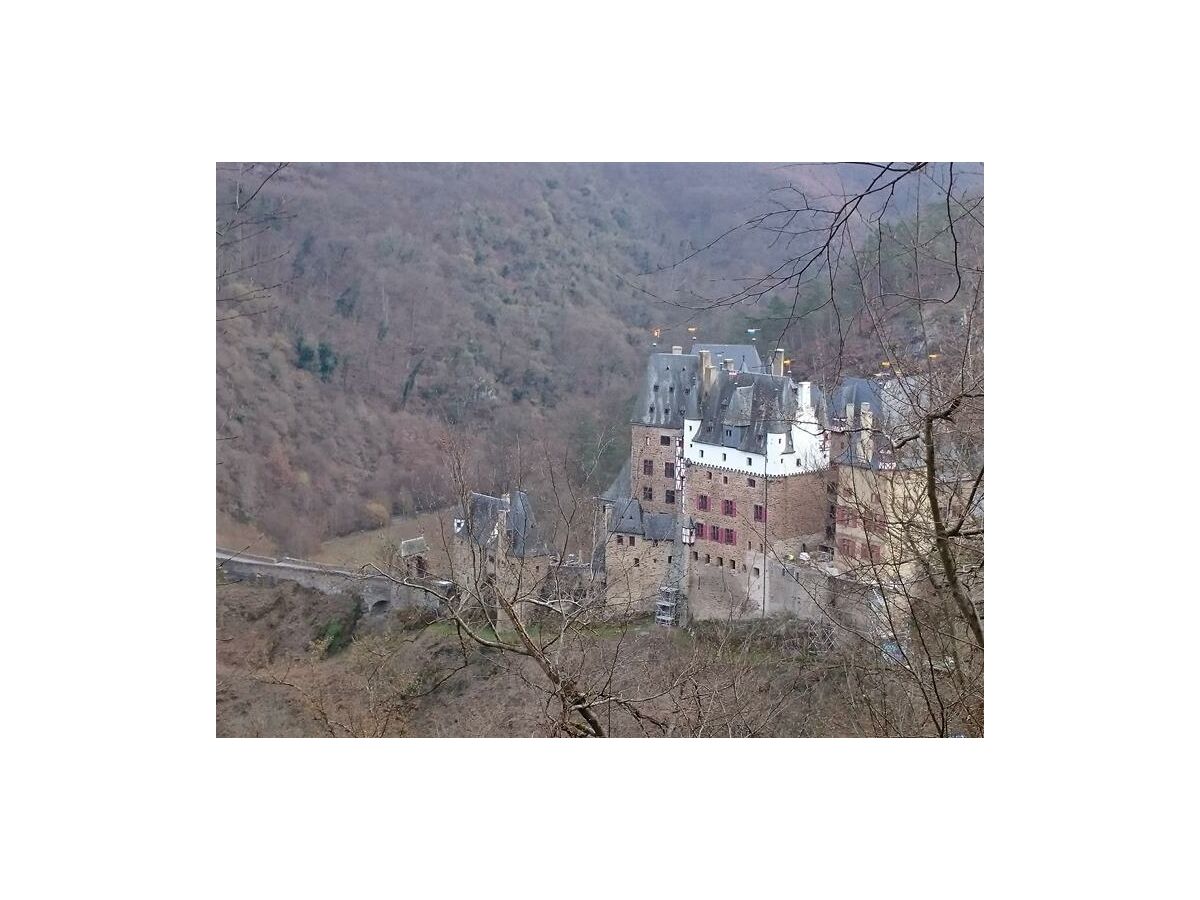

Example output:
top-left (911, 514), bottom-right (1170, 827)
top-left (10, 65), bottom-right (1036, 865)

top-left (631, 352), bottom-right (702, 428)
top-left (826, 375), bottom-right (926, 470)
top-left (643, 512), bottom-right (677, 541)
top-left (692, 370), bottom-right (802, 454)
top-left (459, 490), bottom-right (549, 557)
top-left (629, 344), bottom-right (763, 428)
top-left (609, 497), bottom-right (643, 535)
top-left (827, 377), bottom-right (882, 425)
top-left (606, 497), bottom-right (677, 540)
top-left (693, 343), bottom-right (763, 372)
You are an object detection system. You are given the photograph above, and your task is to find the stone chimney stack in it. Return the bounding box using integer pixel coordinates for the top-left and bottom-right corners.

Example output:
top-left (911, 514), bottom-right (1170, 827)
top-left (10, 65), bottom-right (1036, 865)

top-left (723, 357), bottom-right (735, 373)
top-left (857, 403), bottom-right (873, 464)
top-left (671, 345), bottom-right (683, 355)
top-left (697, 349), bottom-right (713, 394)
top-left (772, 348), bottom-right (785, 377)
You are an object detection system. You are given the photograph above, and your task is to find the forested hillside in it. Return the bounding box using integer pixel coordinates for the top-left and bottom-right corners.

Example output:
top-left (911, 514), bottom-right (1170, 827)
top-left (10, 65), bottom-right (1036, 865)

top-left (216, 163), bottom-right (971, 553)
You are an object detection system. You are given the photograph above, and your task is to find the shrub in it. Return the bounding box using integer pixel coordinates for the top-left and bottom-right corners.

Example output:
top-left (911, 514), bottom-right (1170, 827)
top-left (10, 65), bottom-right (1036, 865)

top-left (315, 597), bottom-right (362, 657)
top-left (363, 500), bottom-right (390, 529)
top-left (317, 342), bottom-right (338, 381)
top-left (295, 337), bottom-right (315, 371)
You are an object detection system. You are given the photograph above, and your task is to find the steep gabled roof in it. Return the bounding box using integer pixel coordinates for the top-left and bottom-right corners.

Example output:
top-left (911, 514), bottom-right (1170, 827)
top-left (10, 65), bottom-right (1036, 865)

top-left (826, 375), bottom-right (926, 470)
top-left (692, 370), bottom-right (800, 454)
top-left (827, 377), bottom-right (882, 424)
top-left (693, 343), bottom-right (763, 372)
top-left (607, 498), bottom-right (676, 541)
top-left (609, 497), bottom-right (644, 535)
top-left (631, 352), bottom-right (701, 428)
top-left (458, 490), bottom-right (549, 557)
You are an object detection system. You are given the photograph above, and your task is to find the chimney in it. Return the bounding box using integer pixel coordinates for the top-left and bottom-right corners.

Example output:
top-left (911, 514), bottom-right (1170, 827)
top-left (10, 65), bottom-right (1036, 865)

top-left (723, 357), bottom-right (735, 373)
top-left (697, 349), bottom-right (714, 394)
top-left (671, 345), bottom-right (683, 355)
top-left (857, 403), bottom-right (873, 464)
top-left (772, 348), bottom-right (785, 377)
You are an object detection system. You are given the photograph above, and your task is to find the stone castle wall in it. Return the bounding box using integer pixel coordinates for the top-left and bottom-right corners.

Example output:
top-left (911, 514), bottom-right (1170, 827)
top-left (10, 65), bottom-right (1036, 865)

top-left (629, 424), bottom-right (682, 516)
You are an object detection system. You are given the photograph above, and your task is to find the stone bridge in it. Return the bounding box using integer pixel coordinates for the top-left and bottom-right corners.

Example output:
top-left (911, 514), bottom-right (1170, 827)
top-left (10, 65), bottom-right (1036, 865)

top-left (216, 548), bottom-right (452, 615)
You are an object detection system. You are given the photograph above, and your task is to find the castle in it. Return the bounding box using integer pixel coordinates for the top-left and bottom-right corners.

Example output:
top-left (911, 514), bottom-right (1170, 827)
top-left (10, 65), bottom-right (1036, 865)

top-left (452, 341), bottom-right (932, 633)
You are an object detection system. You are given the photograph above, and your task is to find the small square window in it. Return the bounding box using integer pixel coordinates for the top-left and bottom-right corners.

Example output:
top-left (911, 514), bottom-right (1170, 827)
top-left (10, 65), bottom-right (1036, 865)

top-left (616, 535), bottom-right (624, 545)
top-left (660, 435), bottom-right (672, 445)
top-left (748, 478), bottom-right (756, 487)
top-left (753, 566), bottom-right (761, 577)
top-left (665, 489), bottom-right (676, 504)
top-left (705, 554), bottom-right (711, 564)
top-left (723, 475), bottom-right (728, 484)
top-left (633, 557), bottom-right (640, 566)
top-left (643, 486), bottom-right (654, 501)
top-left (729, 559), bottom-right (736, 570)
top-left (629, 537), bottom-right (636, 547)
top-left (692, 551), bottom-right (698, 561)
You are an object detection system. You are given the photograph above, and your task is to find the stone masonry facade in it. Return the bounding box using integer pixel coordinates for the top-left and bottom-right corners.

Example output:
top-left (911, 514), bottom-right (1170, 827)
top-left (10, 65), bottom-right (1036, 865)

top-left (603, 532), bottom-right (675, 616)
top-left (629, 423), bottom-right (683, 516)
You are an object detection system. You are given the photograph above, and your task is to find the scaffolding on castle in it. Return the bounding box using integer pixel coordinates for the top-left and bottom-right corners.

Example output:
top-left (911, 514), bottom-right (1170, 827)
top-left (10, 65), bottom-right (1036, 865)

top-left (655, 587), bottom-right (686, 627)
